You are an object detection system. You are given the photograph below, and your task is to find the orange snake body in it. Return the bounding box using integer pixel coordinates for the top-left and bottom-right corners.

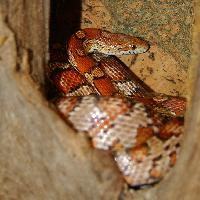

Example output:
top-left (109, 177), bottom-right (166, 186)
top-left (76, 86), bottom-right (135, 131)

top-left (49, 28), bottom-right (186, 188)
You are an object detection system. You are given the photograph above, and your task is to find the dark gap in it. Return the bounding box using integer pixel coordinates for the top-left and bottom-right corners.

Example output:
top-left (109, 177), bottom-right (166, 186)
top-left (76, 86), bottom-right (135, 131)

top-left (47, 0), bottom-right (82, 99)
top-left (50, 0), bottom-right (82, 46)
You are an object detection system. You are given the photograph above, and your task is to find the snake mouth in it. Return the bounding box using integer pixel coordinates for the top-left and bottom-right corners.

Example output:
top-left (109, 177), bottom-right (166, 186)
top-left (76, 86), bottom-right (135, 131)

top-left (128, 180), bottom-right (160, 190)
top-left (133, 44), bottom-right (150, 54)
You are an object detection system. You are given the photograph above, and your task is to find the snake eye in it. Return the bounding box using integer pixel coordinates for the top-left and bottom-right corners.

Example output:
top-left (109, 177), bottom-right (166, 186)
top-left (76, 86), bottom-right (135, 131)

top-left (131, 45), bottom-right (136, 50)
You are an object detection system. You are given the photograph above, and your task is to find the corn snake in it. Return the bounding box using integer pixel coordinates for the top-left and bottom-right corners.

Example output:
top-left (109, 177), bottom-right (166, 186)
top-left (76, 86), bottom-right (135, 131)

top-left (49, 28), bottom-right (186, 188)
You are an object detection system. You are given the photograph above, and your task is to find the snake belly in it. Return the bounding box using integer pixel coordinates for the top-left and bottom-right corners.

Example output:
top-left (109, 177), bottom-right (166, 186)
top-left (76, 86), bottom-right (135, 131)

top-left (49, 28), bottom-right (186, 188)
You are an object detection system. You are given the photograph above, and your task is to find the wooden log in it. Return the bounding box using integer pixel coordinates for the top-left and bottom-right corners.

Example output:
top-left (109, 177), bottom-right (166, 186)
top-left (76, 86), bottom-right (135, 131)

top-left (0, 1), bottom-right (122, 200)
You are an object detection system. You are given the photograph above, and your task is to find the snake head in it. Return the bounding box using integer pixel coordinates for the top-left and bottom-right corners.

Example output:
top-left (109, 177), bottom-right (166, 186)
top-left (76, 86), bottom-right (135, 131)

top-left (83, 30), bottom-right (150, 56)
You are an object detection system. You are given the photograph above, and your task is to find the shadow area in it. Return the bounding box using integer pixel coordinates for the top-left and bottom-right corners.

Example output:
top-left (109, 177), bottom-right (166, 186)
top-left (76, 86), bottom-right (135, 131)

top-left (47, 0), bottom-right (81, 99)
top-left (50, 0), bottom-right (82, 46)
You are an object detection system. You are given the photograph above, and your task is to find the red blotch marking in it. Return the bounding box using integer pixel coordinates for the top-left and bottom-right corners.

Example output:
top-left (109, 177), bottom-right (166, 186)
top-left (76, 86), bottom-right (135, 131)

top-left (93, 78), bottom-right (116, 96)
top-left (159, 119), bottom-right (183, 140)
top-left (169, 151), bottom-right (177, 166)
top-left (52, 69), bottom-right (85, 94)
top-left (129, 145), bottom-right (149, 162)
top-left (68, 35), bottom-right (96, 73)
top-left (135, 127), bottom-right (154, 146)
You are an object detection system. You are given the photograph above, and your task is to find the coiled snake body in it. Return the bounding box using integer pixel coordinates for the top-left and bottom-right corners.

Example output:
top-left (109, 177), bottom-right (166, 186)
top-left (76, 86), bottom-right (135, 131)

top-left (49, 28), bottom-right (186, 188)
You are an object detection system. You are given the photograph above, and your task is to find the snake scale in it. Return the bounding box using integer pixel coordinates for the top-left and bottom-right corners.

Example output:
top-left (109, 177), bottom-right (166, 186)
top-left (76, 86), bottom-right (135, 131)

top-left (49, 28), bottom-right (186, 188)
